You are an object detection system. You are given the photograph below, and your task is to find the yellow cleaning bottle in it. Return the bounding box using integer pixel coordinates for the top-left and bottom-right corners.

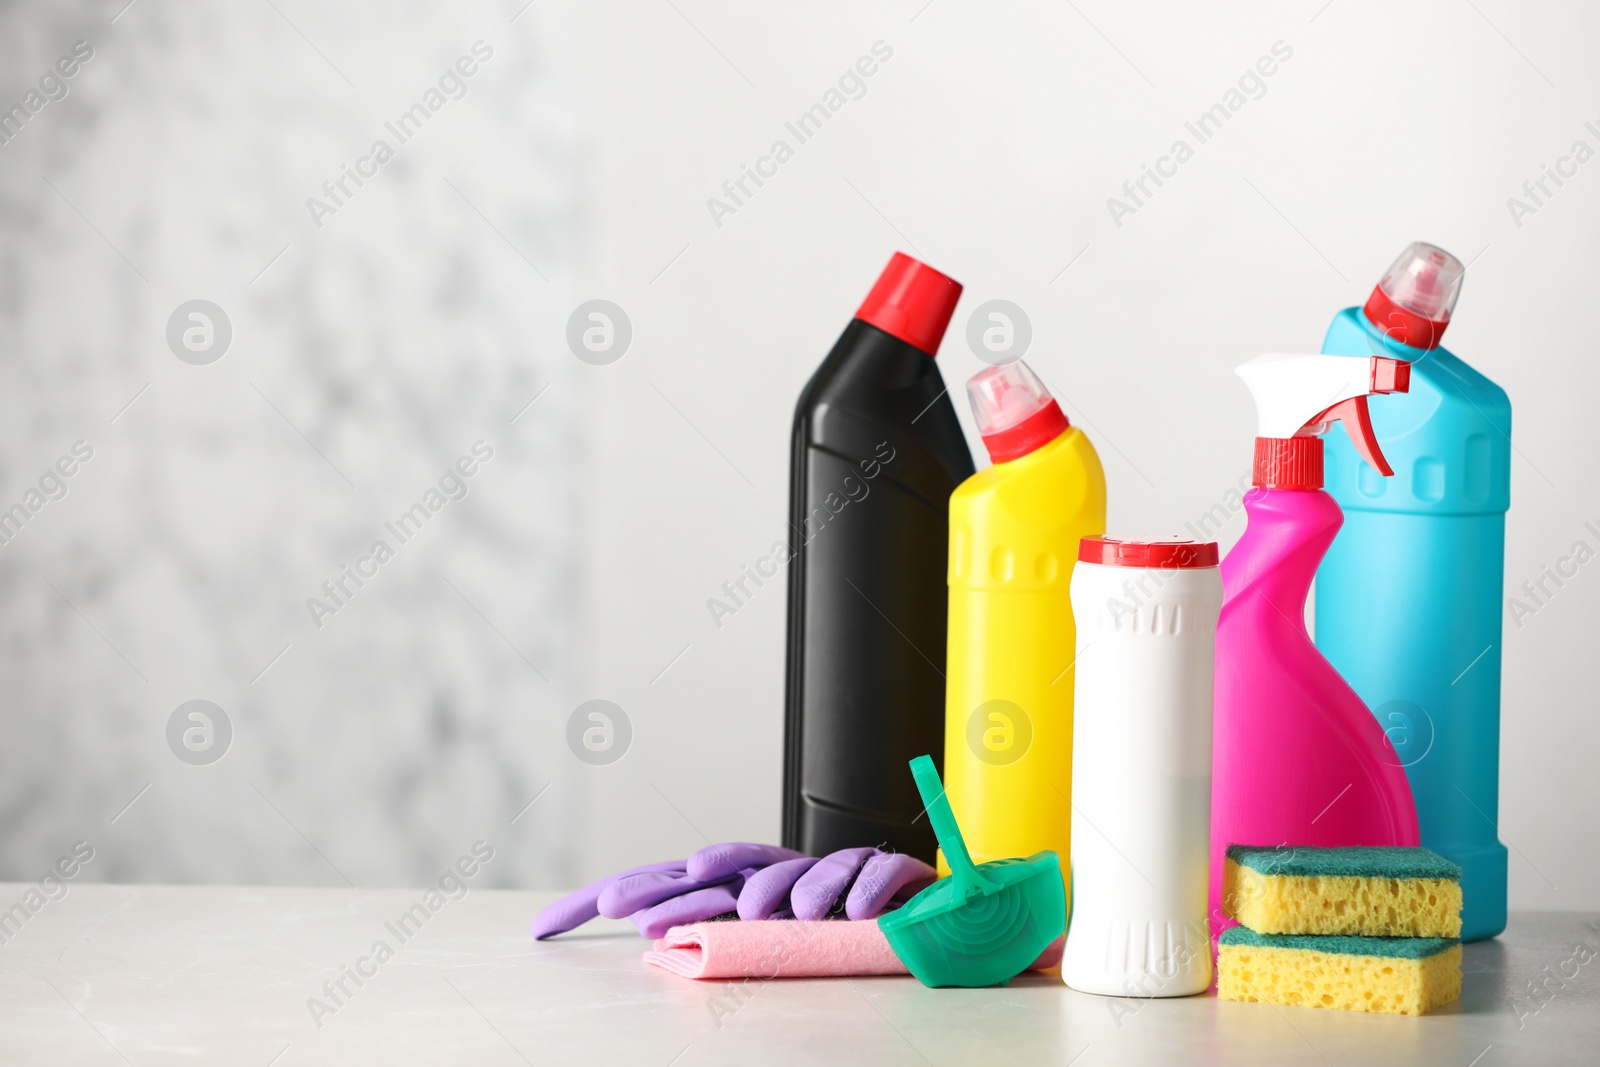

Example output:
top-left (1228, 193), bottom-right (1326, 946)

top-left (941, 359), bottom-right (1105, 903)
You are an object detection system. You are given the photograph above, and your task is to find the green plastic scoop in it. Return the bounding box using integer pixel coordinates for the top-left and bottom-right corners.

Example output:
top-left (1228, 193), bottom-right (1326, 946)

top-left (878, 755), bottom-right (1065, 988)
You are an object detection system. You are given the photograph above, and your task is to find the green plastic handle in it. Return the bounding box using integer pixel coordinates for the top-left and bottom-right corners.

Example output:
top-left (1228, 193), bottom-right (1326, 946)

top-left (909, 755), bottom-right (996, 901)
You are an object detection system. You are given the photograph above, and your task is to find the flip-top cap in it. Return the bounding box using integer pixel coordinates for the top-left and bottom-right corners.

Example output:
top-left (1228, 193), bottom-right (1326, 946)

top-left (1362, 242), bottom-right (1464, 350)
top-left (967, 359), bottom-right (1069, 463)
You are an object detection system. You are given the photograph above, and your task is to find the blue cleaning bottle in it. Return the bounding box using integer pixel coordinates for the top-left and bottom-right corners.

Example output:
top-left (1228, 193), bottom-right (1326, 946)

top-left (1314, 242), bottom-right (1509, 941)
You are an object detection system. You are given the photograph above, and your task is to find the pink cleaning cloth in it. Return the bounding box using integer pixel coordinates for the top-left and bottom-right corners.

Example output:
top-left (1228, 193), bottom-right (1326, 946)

top-left (643, 919), bottom-right (1064, 980)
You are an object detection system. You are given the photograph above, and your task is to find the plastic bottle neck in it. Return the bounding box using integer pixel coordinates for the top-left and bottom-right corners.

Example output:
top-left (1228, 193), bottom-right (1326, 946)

top-left (1221, 488), bottom-right (1344, 620)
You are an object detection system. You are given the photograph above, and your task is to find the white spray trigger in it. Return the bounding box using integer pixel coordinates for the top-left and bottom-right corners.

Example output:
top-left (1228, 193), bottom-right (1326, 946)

top-left (1236, 352), bottom-right (1411, 476)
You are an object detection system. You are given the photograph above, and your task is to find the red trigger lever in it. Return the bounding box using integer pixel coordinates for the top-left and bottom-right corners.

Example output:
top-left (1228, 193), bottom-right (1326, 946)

top-left (1308, 358), bottom-right (1410, 477)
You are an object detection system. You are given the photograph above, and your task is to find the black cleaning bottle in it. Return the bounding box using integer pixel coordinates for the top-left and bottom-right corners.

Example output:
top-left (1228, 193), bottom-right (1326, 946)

top-left (782, 252), bottom-right (974, 863)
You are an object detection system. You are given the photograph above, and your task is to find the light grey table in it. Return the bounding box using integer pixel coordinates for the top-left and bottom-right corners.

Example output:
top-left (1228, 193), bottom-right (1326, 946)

top-left (0, 885), bottom-right (1594, 1065)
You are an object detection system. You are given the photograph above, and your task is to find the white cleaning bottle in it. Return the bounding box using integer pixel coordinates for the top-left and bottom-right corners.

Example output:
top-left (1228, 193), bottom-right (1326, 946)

top-left (1062, 537), bottom-right (1222, 997)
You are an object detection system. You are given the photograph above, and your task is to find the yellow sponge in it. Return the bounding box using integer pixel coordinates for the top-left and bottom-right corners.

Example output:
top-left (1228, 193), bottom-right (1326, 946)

top-left (1224, 844), bottom-right (1462, 938)
top-left (1218, 928), bottom-right (1461, 1016)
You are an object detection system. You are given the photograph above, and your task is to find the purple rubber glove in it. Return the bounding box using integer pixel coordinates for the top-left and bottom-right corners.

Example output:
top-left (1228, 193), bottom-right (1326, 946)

top-left (599, 865), bottom-right (742, 918)
top-left (736, 855), bottom-right (822, 920)
top-left (844, 852), bottom-right (936, 920)
top-left (528, 842), bottom-right (920, 940)
top-left (630, 869), bottom-right (761, 938)
top-left (530, 860), bottom-right (684, 940)
top-left (687, 842), bottom-right (806, 882)
top-left (533, 844), bottom-right (806, 939)
top-left (791, 847), bottom-right (878, 920)
top-left (618, 843), bottom-right (804, 926)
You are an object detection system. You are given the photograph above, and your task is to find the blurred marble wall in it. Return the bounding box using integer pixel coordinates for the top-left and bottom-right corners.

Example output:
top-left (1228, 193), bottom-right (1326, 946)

top-left (0, 0), bottom-right (583, 887)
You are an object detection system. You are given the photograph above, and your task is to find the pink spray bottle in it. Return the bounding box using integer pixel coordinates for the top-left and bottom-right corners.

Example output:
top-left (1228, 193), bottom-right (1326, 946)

top-left (1209, 353), bottom-right (1421, 943)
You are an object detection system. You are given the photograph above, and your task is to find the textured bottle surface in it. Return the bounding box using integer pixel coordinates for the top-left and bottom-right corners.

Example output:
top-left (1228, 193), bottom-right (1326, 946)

top-left (1210, 487), bottom-right (1419, 944)
top-left (1063, 560), bottom-right (1220, 997)
top-left (940, 427), bottom-right (1105, 902)
top-left (783, 320), bottom-right (974, 862)
top-left (1316, 308), bottom-right (1510, 941)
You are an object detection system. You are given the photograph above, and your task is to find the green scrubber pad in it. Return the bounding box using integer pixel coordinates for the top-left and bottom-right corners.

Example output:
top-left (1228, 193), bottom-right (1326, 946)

top-left (1226, 844), bottom-right (1461, 881)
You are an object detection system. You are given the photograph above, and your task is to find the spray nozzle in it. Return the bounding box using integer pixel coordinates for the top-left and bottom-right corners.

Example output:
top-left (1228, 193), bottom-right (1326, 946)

top-left (1236, 353), bottom-right (1411, 489)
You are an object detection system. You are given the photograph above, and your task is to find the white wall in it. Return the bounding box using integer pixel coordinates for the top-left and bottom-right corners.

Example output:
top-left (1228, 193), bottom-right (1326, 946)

top-left (581, 0), bottom-right (1599, 911)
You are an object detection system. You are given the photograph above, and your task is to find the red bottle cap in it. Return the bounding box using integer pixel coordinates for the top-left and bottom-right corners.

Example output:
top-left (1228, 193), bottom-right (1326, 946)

top-left (855, 252), bottom-right (963, 356)
top-left (1078, 537), bottom-right (1219, 568)
top-left (1252, 436), bottom-right (1324, 489)
top-left (982, 401), bottom-right (1069, 463)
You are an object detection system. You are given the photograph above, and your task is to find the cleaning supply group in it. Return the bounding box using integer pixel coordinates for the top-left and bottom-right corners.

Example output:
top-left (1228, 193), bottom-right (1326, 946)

top-left (534, 243), bottom-right (1511, 1015)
